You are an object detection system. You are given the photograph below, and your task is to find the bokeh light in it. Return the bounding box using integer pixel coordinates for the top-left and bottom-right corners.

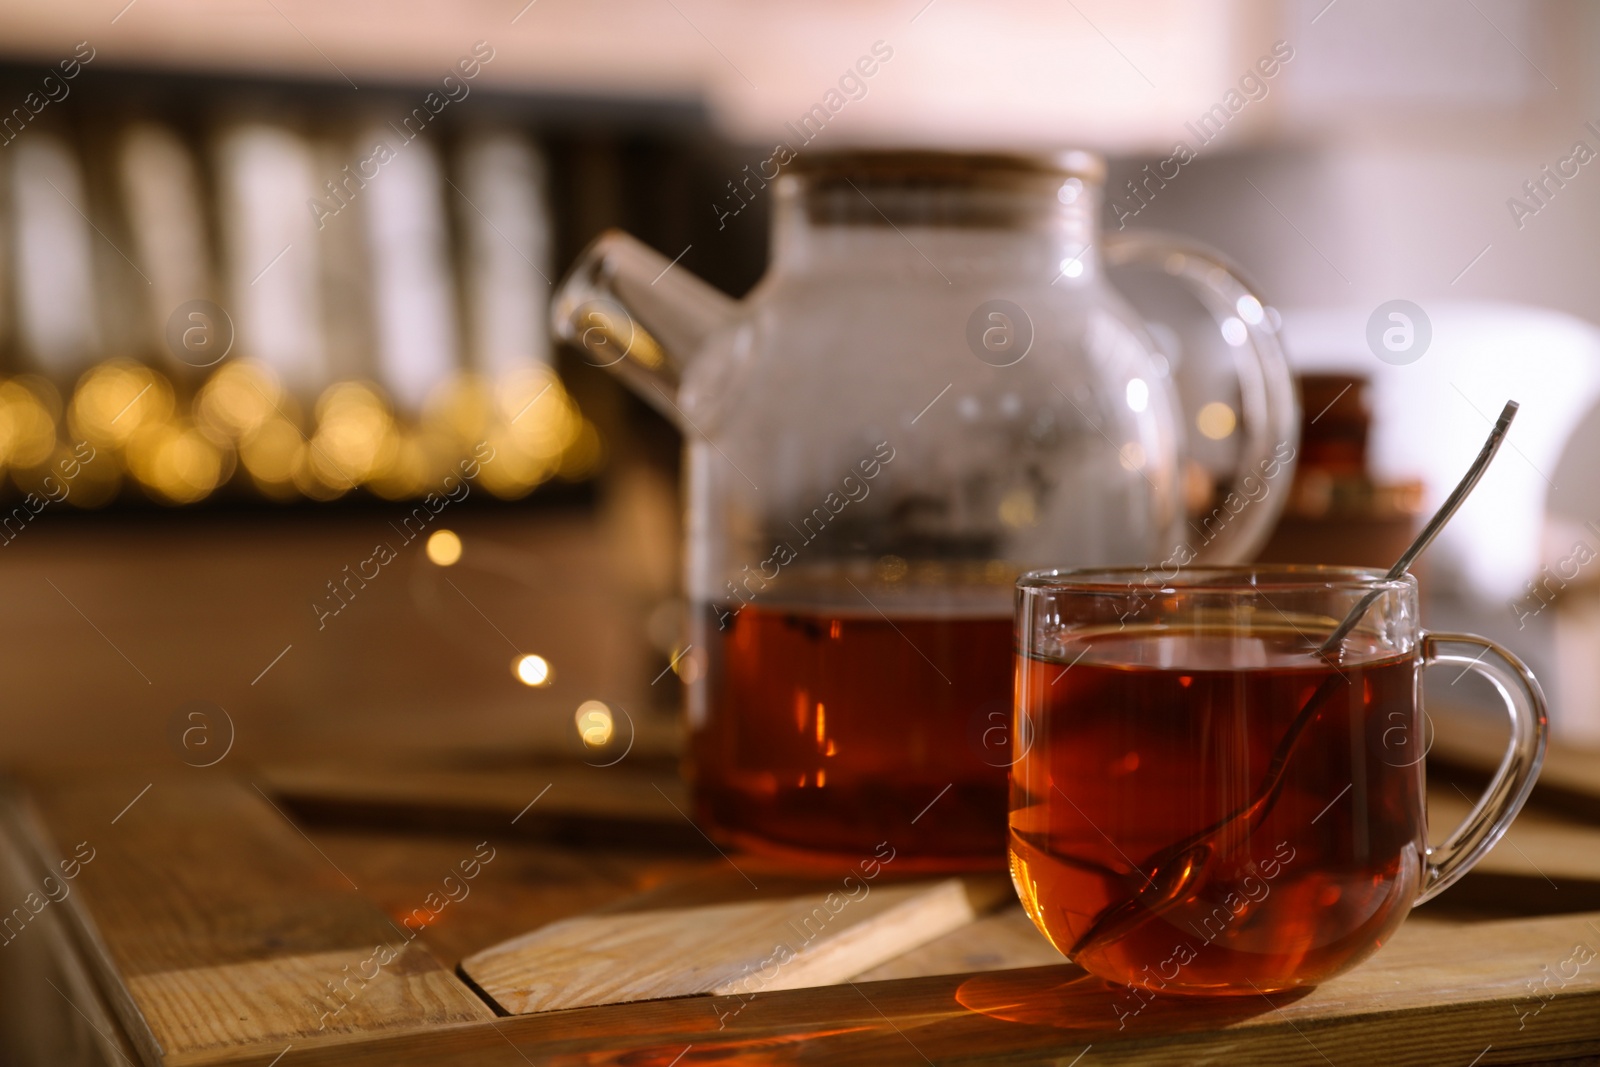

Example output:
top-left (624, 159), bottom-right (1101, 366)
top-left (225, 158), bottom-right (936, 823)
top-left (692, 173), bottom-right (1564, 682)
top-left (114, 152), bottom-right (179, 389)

top-left (69, 360), bottom-right (173, 448)
top-left (575, 699), bottom-right (614, 747)
top-left (425, 529), bottom-right (462, 566)
top-left (424, 373), bottom-right (494, 449)
top-left (1196, 401), bottom-right (1238, 441)
top-left (514, 654), bottom-right (552, 687)
top-left (998, 487), bottom-right (1038, 528)
top-left (307, 380), bottom-right (396, 490)
top-left (478, 367), bottom-right (590, 499)
top-left (365, 428), bottom-right (438, 501)
top-left (126, 419), bottom-right (228, 504)
top-left (239, 415), bottom-right (305, 497)
top-left (195, 360), bottom-right (281, 443)
top-left (0, 378), bottom-right (62, 470)
top-left (0, 361), bottom-right (602, 508)
top-left (671, 647), bottom-right (701, 685)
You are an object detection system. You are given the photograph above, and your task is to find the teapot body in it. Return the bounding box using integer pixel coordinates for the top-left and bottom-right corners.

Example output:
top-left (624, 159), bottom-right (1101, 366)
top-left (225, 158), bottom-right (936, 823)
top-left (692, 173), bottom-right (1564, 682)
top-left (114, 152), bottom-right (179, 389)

top-left (687, 245), bottom-right (1191, 585)
top-left (555, 152), bottom-right (1298, 867)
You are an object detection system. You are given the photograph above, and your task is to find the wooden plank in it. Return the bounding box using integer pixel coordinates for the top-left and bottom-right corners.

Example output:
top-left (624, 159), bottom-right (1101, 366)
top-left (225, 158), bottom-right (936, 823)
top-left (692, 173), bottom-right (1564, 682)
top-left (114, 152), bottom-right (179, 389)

top-left (1431, 711), bottom-right (1600, 824)
top-left (8, 773), bottom-right (495, 1065)
top-left (258, 760), bottom-right (706, 849)
top-left (1430, 781), bottom-right (1600, 893)
top-left (284, 824), bottom-right (716, 976)
top-left (200, 910), bottom-right (1600, 1067)
top-left (0, 804), bottom-right (140, 1067)
top-left (852, 906), bottom-right (1066, 982)
top-left (461, 876), bottom-right (1011, 1014)
top-left (128, 944), bottom-right (489, 1058)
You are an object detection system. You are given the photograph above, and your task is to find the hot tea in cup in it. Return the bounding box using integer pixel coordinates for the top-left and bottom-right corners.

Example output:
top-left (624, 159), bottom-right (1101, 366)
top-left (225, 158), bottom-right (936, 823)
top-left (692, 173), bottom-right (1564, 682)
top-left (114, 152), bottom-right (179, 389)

top-left (1011, 566), bottom-right (1546, 994)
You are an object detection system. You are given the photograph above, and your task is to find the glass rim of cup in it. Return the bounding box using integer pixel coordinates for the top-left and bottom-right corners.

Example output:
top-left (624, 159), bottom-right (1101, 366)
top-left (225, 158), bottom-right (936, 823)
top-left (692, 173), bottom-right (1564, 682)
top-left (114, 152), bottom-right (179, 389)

top-left (1015, 563), bottom-right (1417, 595)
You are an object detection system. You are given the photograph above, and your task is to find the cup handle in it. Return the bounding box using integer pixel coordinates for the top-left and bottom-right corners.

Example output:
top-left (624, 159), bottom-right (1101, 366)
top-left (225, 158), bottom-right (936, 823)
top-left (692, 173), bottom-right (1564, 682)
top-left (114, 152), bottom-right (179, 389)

top-left (1414, 631), bottom-right (1549, 904)
top-left (1102, 231), bottom-right (1300, 564)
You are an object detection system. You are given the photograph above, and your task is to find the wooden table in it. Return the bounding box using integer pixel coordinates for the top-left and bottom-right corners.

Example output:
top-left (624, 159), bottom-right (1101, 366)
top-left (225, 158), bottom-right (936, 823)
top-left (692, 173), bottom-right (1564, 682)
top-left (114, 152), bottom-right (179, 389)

top-left (5, 752), bottom-right (1600, 1067)
top-left (4, 512), bottom-right (1600, 1065)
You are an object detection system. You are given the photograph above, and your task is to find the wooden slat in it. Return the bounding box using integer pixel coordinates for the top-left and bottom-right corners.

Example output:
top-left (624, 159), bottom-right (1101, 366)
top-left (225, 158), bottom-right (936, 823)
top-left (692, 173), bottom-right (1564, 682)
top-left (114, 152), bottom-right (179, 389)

top-left (201, 910), bottom-right (1600, 1067)
top-left (462, 877), bottom-right (1011, 1014)
top-left (0, 804), bottom-right (140, 1067)
top-left (129, 945), bottom-right (487, 1057)
top-left (280, 824), bottom-right (715, 976)
top-left (1429, 781), bottom-right (1600, 897)
top-left (9, 774), bottom-right (494, 1065)
top-left (851, 906), bottom-right (1067, 982)
top-left (259, 760), bottom-right (704, 849)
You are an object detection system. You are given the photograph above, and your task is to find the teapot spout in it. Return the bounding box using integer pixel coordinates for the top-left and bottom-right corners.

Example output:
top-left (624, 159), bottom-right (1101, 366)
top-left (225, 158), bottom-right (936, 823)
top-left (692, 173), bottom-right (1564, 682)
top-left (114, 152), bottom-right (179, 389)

top-left (551, 230), bottom-right (736, 421)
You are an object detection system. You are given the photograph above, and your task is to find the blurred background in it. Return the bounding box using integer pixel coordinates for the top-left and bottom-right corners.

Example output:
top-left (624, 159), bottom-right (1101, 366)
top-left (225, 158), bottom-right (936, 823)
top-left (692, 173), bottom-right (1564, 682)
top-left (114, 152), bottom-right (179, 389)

top-left (0, 0), bottom-right (1598, 774)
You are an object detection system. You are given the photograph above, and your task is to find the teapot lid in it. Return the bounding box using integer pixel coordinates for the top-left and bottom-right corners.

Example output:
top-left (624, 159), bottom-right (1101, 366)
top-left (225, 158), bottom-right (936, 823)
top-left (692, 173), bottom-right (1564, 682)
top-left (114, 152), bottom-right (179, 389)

top-left (791, 148), bottom-right (1105, 187)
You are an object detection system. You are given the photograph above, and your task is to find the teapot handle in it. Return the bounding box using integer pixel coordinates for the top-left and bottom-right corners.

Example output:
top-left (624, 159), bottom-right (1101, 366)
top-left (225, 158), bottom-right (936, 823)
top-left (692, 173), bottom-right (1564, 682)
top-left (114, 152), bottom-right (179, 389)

top-left (1103, 231), bottom-right (1300, 565)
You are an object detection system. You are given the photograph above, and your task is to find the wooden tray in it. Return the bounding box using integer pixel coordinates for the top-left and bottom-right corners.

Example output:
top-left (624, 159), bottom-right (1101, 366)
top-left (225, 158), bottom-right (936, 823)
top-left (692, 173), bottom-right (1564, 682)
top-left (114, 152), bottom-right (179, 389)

top-left (7, 764), bottom-right (1600, 1066)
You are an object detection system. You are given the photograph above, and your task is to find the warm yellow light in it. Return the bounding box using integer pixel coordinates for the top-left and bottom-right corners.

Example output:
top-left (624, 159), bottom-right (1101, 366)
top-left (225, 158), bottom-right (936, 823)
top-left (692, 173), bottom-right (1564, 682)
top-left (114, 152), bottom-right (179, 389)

top-left (126, 420), bottom-right (227, 504)
top-left (556, 419), bottom-right (605, 481)
top-left (1197, 401), bottom-right (1238, 441)
top-left (69, 360), bottom-right (173, 447)
top-left (239, 416), bottom-right (305, 488)
top-left (426, 529), bottom-right (462, 566)
top-left (415, 370), bottom-right (605, 498)
top-left (292, 450), bottom-right (351, 501)
top-left (367, 429), bottom-right (438, 501)
top-left (497, 370), bottom-right (581, 464)
top-left (671, 647), bottom-right (701, 685)
top-left (309, 381), bottom-right (395, 487)
top-left (998, 487), bottom-right (1037, 528)
top-left (515, 654), bottom-right (552, 687)
top-left (0, 378), bottom-right (62, 469)
top-left (477, 426), bottom-right (558, 500)
top-left (20, 365), bottom-right (603, 505)
top-left (495, 368), bottom-right (563, 429)
top-left (195, 361), bottom-right (282, 442)
top-left (575, 700), bottom-right (614, 747)
top-left (423, 374), bottom-right (494, 447)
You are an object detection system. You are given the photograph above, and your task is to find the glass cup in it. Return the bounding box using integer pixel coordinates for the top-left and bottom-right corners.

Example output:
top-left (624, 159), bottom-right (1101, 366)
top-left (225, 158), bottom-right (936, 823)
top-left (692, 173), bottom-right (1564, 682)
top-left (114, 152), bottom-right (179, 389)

top-left (1010, 565), bottom-right (1547, 995)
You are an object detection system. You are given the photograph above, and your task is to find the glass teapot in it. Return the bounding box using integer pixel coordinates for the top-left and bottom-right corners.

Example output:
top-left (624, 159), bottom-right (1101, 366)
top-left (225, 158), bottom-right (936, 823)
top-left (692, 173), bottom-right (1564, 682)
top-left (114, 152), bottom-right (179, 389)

top-left (552, 150), bottom-right (1298, 869)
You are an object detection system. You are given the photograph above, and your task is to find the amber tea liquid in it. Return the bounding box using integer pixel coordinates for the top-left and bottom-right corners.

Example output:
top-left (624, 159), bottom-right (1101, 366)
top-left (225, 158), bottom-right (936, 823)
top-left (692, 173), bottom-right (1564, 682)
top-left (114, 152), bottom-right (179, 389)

top-left (691, 599), bottom-right (1013, 868)
top-left (1010, 626), bottom-right (1425, 993)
